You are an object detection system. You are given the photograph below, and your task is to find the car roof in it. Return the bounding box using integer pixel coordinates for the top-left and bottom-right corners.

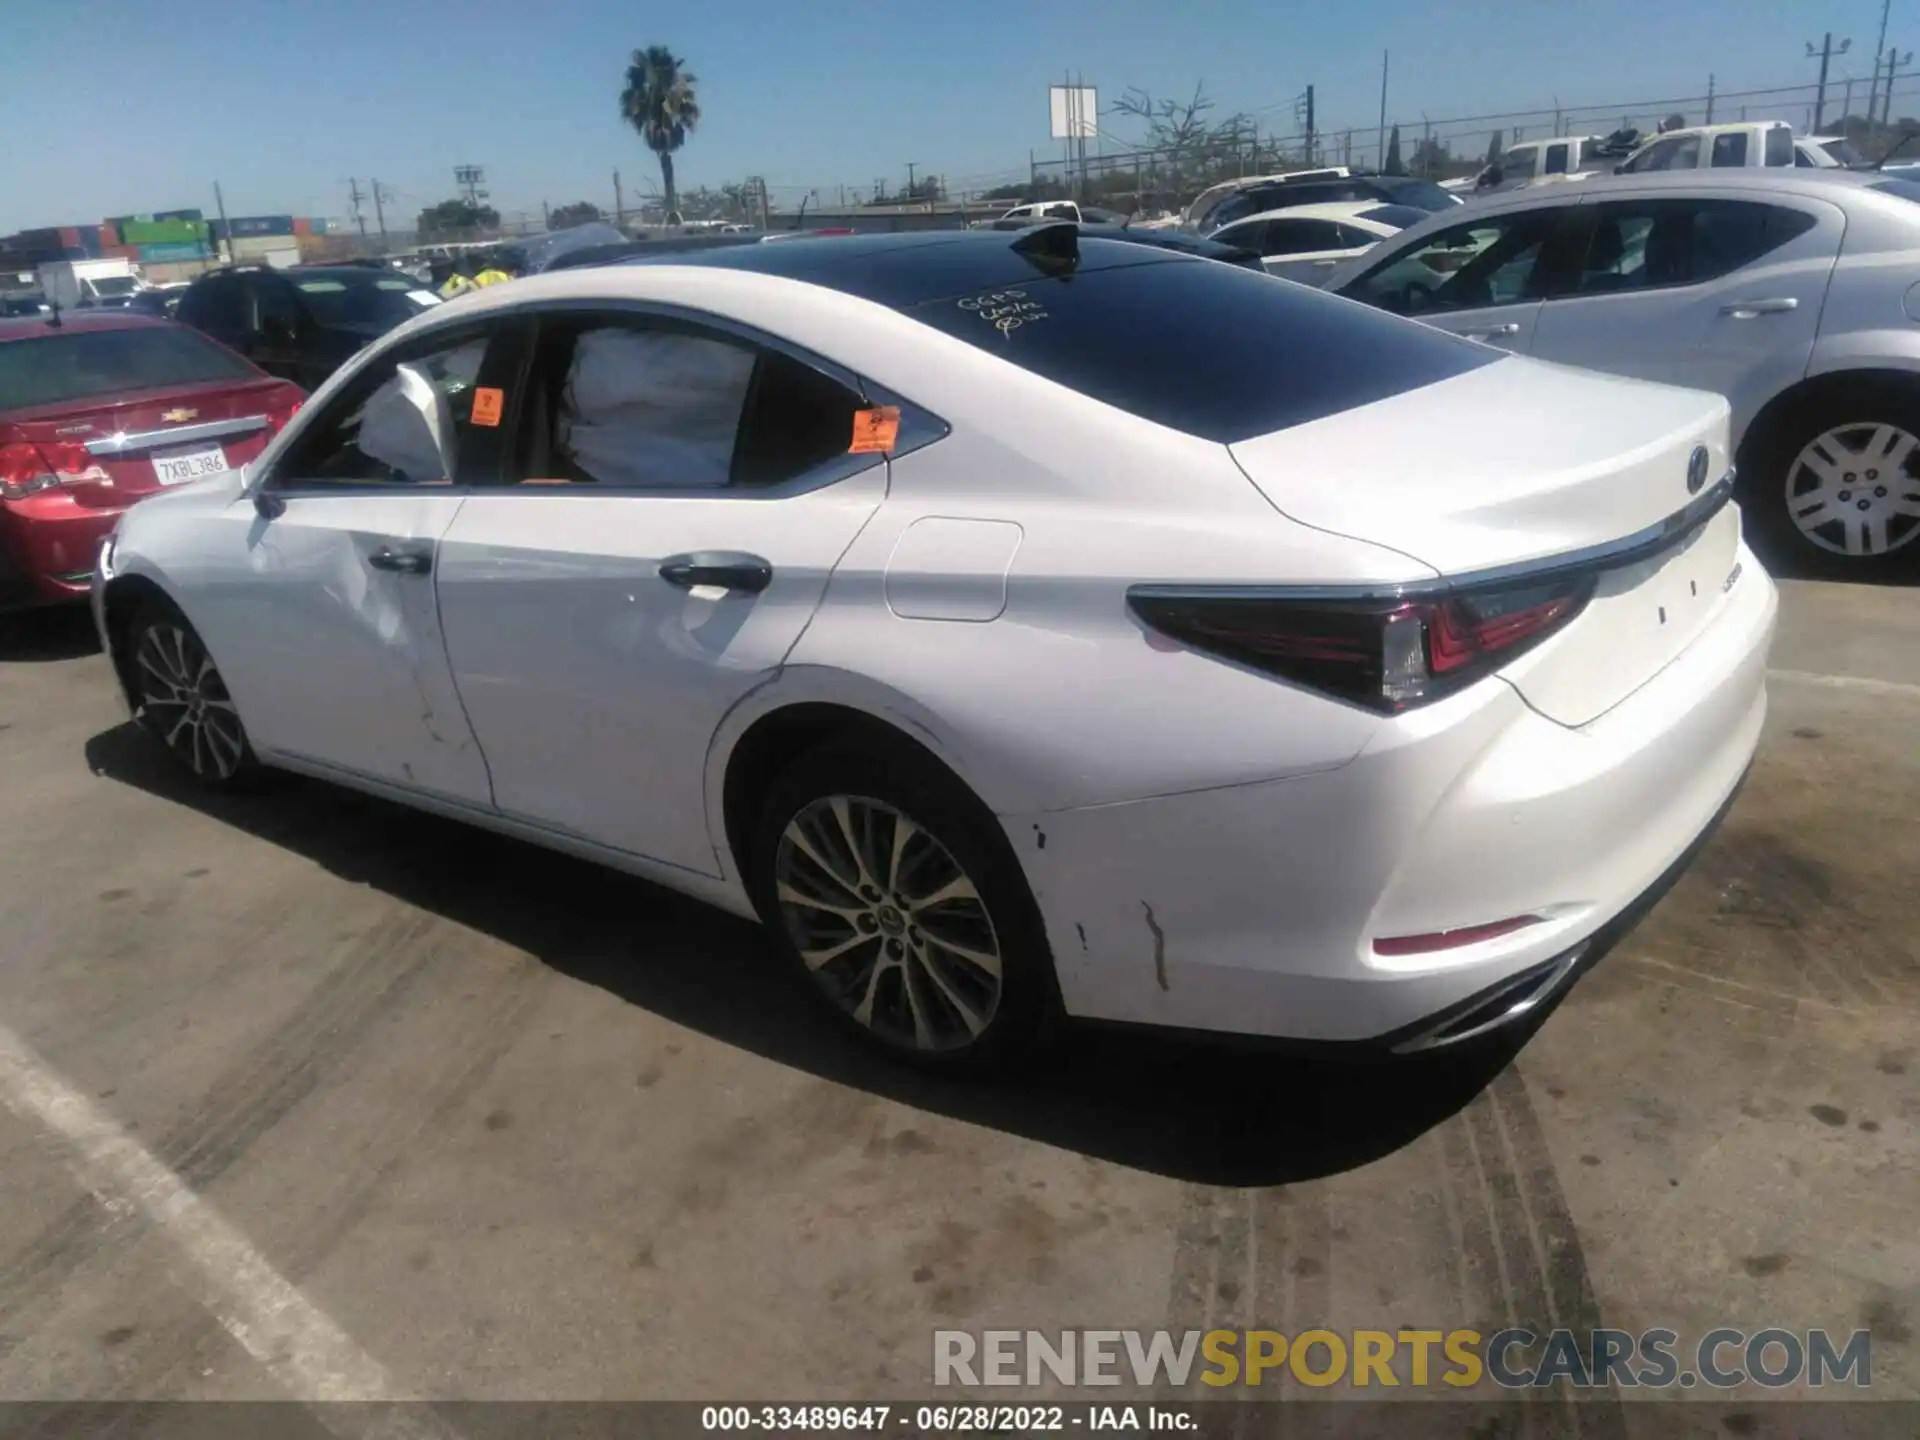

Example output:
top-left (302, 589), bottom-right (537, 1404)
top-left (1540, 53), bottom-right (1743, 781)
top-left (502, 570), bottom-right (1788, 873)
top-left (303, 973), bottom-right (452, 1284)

top-left (0, 311), bottom-right (169, 342)
top-left (1453, 166), bottom-right (1890, 216)
top-left (1217, 201), bottom-right (1392, 228)
top-left (615, 228), bottom-right (1194, 306)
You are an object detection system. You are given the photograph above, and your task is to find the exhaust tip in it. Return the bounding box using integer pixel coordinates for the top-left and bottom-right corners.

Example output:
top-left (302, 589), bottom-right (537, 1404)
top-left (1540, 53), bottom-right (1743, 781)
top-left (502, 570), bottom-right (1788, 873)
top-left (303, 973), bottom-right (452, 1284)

top-left (1389, 945), bottom-right (1589, 1055)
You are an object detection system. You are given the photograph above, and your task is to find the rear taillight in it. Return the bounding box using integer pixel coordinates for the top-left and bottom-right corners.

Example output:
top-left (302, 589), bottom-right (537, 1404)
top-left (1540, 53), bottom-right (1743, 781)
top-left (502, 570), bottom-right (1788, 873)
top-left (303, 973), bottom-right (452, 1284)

top-left (1128, 575), bottom-right (1594, 714)
top-left (265, 396), bottom-right (304, 437)
top-left (0, 439), bottom-right (96, 501)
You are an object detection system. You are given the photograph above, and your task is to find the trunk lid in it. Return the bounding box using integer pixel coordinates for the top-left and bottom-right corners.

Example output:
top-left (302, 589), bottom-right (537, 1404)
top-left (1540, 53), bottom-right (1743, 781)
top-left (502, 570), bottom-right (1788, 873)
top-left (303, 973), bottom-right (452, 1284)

top-left (1229, 356), bottom-right (1741, 727)
top-left (2, 375), bottom-right (296, 510)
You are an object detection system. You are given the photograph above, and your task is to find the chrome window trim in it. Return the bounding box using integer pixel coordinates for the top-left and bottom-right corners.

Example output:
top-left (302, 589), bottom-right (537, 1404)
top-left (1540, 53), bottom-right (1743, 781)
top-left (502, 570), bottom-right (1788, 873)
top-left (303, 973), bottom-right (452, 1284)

top-left (86, 415), bottom-right (268, 455)
top-left (1128, 469), bottom-right (1737, 605)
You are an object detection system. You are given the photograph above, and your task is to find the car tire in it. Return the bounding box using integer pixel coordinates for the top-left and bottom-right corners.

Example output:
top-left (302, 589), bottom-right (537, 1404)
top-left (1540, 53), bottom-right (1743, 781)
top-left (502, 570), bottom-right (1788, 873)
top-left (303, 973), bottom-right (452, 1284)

top-left (1740, 382), bottom-right (1920, 577)
top-left (748, 738), bottom-right (1057, 1072)
top-left (126, 599), bottom-right (262, 789)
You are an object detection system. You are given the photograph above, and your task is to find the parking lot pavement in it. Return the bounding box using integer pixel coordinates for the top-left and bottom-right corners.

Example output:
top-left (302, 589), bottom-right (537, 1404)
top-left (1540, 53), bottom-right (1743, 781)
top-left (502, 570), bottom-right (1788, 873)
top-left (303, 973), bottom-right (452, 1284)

top-left (0, 578), bottom-right (1914, 1410)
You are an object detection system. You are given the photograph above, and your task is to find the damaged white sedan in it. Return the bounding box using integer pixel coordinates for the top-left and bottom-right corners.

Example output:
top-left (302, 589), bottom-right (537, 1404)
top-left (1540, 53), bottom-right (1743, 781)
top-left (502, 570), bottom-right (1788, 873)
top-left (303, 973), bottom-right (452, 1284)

top-left (94, 226), bottom-right (1775, 1069)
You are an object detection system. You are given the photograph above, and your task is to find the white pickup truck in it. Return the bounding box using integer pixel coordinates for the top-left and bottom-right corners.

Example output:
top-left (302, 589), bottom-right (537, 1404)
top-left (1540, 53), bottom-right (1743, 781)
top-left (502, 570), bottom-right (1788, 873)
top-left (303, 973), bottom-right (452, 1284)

top-left (1616, 121), bottom-right (1838, 173)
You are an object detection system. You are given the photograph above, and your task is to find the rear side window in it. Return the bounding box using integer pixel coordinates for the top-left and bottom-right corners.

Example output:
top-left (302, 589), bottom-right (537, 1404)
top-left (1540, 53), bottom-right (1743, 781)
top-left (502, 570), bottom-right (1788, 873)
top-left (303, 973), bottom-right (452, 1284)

top-left (1712, 132), bottom-right (1749, 167)
top-left (0, 327), bottom-right (254, 410)
top-left (905, 256), bottom-right (1499, 444)
top-left (181, 274), bottom-right (248, 334)
top-left (1503, 148), bottom-right (1539, 181)
top-left (1567, 200), bottom-right (1818, 294)
top-left (1765, 127), bottom-right (1794, 167)
top-left (506, 315), bottom-right (865, 490)
top-left (1545, 144), bottom-right (1570, 175)
top-left (1355, 204), bottom-right (1429, 229)
top-left (1263, 219), bottom-right (1346, 255)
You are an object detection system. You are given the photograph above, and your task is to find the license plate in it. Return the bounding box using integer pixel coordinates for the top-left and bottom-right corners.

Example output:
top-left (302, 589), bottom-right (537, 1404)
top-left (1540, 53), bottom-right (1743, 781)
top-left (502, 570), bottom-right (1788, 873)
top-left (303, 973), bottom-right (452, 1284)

top-left (152, 445), bottom-right (229, 486)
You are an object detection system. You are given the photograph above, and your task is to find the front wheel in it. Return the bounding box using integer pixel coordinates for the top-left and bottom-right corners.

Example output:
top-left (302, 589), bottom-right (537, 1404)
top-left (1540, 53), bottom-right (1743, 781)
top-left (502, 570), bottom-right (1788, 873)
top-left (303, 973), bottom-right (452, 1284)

top-left (127, 603), bottom-right (259, 787)
top-left (1743, 387), bottom-right (1920, 576)
top-left (749, 741), bottom-right (1055, 1072)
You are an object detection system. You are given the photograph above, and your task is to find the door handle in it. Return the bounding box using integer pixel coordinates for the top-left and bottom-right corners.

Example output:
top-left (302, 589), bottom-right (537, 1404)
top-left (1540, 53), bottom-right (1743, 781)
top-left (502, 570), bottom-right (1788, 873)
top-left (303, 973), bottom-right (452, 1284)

top-left (1720, 297), bottom-right (1799, 318)
top-left (658, 551), bottom-right (773, 594)
top-left (1460, 322), bottom-right (1521, 339)
top-left (367, 545), bottom-right (433, 576)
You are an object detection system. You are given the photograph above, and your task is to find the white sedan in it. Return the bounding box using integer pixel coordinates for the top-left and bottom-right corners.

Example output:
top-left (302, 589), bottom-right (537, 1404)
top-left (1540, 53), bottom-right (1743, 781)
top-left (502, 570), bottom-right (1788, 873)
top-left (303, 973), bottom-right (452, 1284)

top-left (1208, 201), bottom-right (1429, 284)
top-left (92, 229), bottom-right (1776, 1070)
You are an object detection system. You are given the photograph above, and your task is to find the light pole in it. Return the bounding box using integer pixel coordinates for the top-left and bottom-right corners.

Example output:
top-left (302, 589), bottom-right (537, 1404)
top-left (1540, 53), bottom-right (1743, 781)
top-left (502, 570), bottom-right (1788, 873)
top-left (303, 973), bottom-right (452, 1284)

top-left (1808, 33), bottom-right (1852, 132)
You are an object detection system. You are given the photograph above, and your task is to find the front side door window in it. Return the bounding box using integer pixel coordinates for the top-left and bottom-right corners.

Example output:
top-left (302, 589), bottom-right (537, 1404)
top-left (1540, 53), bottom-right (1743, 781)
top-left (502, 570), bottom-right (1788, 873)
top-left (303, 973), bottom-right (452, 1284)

top-left (433, 307), bottom-right (894, 871)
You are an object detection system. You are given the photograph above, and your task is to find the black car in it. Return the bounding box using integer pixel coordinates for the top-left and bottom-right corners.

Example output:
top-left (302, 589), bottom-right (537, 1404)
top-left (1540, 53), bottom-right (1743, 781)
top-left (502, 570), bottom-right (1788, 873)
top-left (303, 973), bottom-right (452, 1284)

top-left (1200, 174), bottom-right (1460, 233)
top-left (173, 265), bottom-right (441, 389)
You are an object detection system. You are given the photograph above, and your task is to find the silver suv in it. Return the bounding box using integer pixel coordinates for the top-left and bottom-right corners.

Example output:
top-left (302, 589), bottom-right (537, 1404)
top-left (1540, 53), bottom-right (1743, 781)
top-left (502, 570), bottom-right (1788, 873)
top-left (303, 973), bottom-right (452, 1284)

top-left (1328, 169), bottom-right (1920, 574)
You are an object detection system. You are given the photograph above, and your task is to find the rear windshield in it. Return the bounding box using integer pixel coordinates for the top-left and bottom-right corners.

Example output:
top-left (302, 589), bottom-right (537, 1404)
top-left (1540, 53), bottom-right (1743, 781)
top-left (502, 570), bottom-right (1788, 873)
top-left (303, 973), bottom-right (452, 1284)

top-left (1870, 178), bottom-right (1920, 204)
top-left (903, 255), bottom-right (1498, 443)
top-left (293, 273), bottom-right (437, 328)
top-left (1378, 178), bottom-right (1460, 211)
top-left (1355, 204), bottom-right (1431, 229)
top-left (0, 326), bottom-right (255, 410)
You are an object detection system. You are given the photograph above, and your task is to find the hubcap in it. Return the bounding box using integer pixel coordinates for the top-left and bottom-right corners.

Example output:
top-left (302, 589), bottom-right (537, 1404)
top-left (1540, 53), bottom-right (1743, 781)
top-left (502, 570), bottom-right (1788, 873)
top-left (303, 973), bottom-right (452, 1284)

top-left (1785, 422), bottom-right (1920, 558)
top-left (135, 623), bottom-right (245, 780)
top-left (773, 795), bottom-right (1002, 1053)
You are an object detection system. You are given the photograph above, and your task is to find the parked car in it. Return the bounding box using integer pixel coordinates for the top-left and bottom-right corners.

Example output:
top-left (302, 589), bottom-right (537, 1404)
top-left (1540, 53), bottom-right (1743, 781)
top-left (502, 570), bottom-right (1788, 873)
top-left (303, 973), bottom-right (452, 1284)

top-left (1189, 170), bottom-right (1462, 235)
top-left (126, 283), bottom-right (190, 320)
top-left (1208, 201), bottom-right (1426, 283)
top-left (1326, 168), bottom-right (1920, 573)
top-left (174, 264), bottom-right (442, 390)
top-left (973, 200), bottom-right (1128, 230)
top-left (1, 312), bottom-right (301, 609)
top-left (94, 229), bottom-right (1771, 1071)
top-left (1614, 121), bottom-right (1833, 173)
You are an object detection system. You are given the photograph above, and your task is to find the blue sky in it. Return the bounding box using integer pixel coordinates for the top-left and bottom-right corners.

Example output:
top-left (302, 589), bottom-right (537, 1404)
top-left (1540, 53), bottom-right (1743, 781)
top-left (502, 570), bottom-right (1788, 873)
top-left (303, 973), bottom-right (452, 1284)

top-left (2, 0), bottom-right (1910, 233)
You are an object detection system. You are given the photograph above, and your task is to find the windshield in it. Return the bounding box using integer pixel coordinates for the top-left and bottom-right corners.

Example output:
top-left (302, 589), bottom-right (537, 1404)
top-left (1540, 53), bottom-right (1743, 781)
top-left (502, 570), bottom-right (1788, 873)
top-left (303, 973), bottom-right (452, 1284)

top-left (1355, 204), bottom-right (1430, 230)
top-left (1378, 178), bottom-right (1460, 212)
top-left (0, 326), bottom-right (255, 410)
top-left (903, 253), bottom-right (1497, 443)
top-left (294, 273), bottom-right (439, 328)
top-left (88, 276), bottom-right (140, 297)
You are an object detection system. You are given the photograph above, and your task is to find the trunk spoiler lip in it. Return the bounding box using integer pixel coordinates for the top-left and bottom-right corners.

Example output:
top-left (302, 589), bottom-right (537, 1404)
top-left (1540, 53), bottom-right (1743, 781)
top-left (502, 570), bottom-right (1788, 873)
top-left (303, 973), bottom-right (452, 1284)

top-left (1128, 468), bottom-right (1736, 606)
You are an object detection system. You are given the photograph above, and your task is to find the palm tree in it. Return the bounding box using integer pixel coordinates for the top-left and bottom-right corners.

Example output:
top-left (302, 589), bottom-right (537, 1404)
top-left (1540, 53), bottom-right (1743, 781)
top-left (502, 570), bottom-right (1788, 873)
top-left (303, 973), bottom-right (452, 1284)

top-left (620, 46), bottom-right (700, 224)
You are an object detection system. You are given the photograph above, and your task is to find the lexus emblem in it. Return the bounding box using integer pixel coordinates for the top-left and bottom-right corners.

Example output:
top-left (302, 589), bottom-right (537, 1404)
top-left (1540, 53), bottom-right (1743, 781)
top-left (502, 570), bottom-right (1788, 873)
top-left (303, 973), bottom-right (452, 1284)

top-left (1686, 445), bottom-right (1709, 495)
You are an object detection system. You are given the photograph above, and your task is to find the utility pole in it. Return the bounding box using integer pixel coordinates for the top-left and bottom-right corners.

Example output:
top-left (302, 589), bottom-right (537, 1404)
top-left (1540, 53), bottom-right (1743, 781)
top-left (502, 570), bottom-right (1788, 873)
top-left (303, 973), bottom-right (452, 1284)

top-left (541, 200), bottom-right (551, 229)
top-left (613, 170), bottom-right (624, 230)
top-left (454, 165), bottom-right (487, 208)
top-left (1869, 0), bottom-right (1893, 130)
top-left (1885, 48), bottom-right (1914, 126)
top-left (1305, 85), bottom-right (1315, 166)
top-left (348, 178), bottom-right (368, 241)
top-left (1705, 73), bottom-right (1717, 124)
top-left (1807, 34), bottom-right (1851, 132)
top-left (906, 161), bottom-right (918, 197)
top-left (213, 180), bottom-right (232, 265)
top-left (371, 180), bottom-right (390, 248)
top-left (1377, 50), bottom-right (1389, 170)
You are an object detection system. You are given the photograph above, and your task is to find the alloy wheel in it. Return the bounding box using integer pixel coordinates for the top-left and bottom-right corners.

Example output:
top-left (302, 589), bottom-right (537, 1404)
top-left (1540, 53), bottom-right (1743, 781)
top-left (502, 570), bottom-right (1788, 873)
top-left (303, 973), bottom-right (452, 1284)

top-left (773, 794), bottom-right (1003, 1053)
top-left (1784, 422), bottom-right (1920, 558)
top-left (135, 622), bottom-right (247, 781)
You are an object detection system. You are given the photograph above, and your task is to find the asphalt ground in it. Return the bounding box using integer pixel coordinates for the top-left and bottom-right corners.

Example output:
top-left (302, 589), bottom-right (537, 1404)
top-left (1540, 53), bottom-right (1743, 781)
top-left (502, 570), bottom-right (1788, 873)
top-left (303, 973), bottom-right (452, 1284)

top-left (0, 572), bottom-right (1913, 1424)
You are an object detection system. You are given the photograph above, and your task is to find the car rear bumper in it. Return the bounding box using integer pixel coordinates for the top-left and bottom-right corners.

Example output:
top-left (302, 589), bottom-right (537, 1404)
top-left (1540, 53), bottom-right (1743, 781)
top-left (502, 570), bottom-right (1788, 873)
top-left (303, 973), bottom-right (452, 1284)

top-left (1006, 542), bottom-right (1777, 1047)
top-left (0, 499), bottom-right (122, 609)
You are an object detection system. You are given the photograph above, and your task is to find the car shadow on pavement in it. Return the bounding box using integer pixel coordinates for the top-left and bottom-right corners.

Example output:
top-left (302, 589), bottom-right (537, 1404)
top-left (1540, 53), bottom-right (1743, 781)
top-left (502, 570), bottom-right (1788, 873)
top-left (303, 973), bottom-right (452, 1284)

top-left (85, 719), bottom-right (1521, 1188)
top-left (0, 606), bottom-right (100, 662)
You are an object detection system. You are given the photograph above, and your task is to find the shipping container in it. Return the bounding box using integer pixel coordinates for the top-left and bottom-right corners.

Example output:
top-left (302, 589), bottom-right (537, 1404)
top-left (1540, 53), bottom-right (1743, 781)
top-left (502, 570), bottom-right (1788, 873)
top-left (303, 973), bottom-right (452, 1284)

top-left (217, 214), bottom-right (296, 238)
top-left (136, 240), bottom-right (209, 263)
top-left (57, 226), bottom-right (81, 247)
top-left (120, 219), bottom-right (204, 246)
top-left (292, 216), bottom-right (314, 237)
top-left (98, 222), bottom-right (120, 247)
top-left (102, 244), bottom-right (139, 261)
top-left (153, 208), bottom-right (204, 223)
top-left (106, 215), bottom-right (153, 228)
top-left (76, 228), bottom-right (102, 258)
top-left (231, 233), bottom-right (301, 257)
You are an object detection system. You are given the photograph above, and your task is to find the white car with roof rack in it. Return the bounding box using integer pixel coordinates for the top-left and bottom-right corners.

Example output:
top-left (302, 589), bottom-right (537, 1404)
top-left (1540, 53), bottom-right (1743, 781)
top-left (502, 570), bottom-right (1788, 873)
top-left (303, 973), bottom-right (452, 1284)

top-left (92, 225), bottom-right (1772, 1072)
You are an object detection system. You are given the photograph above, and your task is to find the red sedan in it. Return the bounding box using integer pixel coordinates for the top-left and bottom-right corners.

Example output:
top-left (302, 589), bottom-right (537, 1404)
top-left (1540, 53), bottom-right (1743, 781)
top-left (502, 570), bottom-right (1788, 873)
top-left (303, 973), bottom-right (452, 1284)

top-left (0, 312), bottom-right (302, 608)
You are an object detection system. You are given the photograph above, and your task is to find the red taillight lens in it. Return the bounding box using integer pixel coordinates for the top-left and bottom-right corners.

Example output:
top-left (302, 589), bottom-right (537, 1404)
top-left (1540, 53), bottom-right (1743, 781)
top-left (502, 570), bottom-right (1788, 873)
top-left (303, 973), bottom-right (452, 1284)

top-left (1128, 575), bottom-right (1594, 714)
top-left (265, 396), bottom-right (304, 437)
top-left (0, 439), bottom-right (95, 500)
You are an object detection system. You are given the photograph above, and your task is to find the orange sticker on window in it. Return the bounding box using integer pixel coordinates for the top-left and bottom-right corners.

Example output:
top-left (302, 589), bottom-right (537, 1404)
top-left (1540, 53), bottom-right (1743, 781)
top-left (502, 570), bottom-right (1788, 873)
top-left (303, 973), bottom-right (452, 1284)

top-left (849, 405), bottom-right (901, 454)
top-left (471, 387), bottom-right (505, 427)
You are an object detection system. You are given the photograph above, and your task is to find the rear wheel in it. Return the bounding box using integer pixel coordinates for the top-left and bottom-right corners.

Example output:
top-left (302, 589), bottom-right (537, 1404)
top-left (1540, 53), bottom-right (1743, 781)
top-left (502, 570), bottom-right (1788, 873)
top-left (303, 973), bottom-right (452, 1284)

top-left (749, 741), bottom-right (1054, 1071)
top-left (127, 603), bottom-right (259, 788)
top-left (1742, 385), bottom-right (1920, 577)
